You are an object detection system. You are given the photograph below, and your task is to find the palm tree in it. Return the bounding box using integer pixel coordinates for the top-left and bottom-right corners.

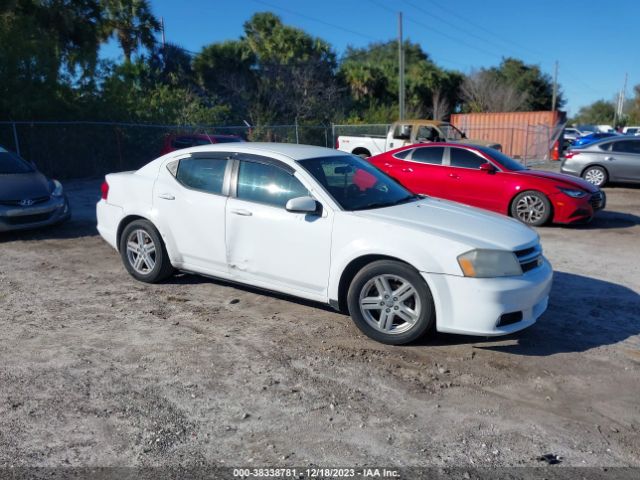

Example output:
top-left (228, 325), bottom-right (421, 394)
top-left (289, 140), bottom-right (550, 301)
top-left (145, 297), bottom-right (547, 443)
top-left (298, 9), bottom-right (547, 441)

top-left (102, 0), bottom-right (160, 62)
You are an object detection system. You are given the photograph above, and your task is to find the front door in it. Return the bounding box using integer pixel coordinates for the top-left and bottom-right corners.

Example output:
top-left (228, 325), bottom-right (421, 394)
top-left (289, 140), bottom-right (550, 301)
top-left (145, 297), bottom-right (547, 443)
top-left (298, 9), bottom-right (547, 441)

top-left (225, 158), bottom-right (333, 298)
top-left (445, 147), bottom-right (505, 213)
top-left (153, 154), bottom-right (229, 274)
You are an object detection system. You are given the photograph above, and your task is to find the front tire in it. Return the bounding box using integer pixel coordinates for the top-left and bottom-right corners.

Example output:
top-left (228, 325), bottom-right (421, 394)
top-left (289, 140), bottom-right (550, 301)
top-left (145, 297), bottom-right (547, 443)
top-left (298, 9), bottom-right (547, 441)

top-left (347, 260), bottom-right (435, 345)
top-left (119, 219), bottom-right (174, 283)
top-left (510, 191), bottom-right (552, 226)
top-left (582, 166), bottom-right (607, 187)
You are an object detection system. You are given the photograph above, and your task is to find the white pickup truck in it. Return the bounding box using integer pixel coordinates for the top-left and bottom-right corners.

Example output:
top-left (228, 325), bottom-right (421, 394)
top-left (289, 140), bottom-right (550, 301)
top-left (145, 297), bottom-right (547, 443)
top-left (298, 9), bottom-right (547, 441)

top-left (337, 119), bottom-right (502, 158)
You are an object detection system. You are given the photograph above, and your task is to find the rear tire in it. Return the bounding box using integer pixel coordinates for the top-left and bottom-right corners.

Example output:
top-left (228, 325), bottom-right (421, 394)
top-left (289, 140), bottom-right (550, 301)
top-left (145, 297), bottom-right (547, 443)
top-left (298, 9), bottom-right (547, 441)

top-left (582, 166), bottom-right (607, 187)
top-left (510, 191), bottom-right (552, 226)
top-left (347, 260), bottom-right (435, 345)
top-left (119, 219), bottom-right (174, 283)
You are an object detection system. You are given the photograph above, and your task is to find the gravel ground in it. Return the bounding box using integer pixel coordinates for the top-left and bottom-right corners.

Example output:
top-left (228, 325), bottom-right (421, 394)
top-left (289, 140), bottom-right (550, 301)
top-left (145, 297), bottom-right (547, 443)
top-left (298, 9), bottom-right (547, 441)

top-left (0, 168), bottom-right (639, 471)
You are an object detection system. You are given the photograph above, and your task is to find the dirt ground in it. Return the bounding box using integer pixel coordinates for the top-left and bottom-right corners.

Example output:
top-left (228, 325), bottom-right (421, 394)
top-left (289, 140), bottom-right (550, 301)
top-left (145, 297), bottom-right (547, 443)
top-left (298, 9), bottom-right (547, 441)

top-left (1, 168), bottom-right (639, 471)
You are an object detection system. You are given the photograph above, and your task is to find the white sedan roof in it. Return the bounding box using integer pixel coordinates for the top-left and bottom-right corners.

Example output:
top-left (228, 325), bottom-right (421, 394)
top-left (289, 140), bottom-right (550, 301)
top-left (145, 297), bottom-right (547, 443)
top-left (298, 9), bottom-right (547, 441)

top-left (180, 142), bottom-right (347, 162)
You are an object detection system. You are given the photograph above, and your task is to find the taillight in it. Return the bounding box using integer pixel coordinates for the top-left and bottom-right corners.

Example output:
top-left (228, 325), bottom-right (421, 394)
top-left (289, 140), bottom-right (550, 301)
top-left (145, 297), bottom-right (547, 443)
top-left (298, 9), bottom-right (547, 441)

top-left (565, 151), bottom-right (580, 159)
top-left (101, 180), bottom-right (109, 200)
top-left (335, 138), bottom-right (340, 149)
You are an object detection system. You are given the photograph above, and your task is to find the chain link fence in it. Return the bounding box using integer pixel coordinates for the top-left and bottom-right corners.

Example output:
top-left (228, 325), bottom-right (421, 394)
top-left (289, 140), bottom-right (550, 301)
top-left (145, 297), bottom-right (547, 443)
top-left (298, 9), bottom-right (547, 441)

top-left (0, 122), bottom-right (334, 179)
top-left (0, 120), bottom-right (558, 179)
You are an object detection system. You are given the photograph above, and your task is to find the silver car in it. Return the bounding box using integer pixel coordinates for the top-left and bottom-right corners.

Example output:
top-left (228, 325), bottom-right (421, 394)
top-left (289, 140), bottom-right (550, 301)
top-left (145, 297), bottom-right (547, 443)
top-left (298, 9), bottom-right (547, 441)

top-left (561, 137), bottom-right (640, 187)
top-left (0, 146), bottom-right (70, 232)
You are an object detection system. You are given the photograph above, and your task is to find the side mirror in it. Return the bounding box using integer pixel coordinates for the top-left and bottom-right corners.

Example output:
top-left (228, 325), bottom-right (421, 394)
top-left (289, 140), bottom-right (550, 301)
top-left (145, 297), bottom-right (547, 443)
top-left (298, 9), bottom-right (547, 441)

top-left (479, 163), bottom-right (496, 173)
top-left (461, 132), bottom-right (467, 139)
top-left (285, 196), bottom-right (320, 214)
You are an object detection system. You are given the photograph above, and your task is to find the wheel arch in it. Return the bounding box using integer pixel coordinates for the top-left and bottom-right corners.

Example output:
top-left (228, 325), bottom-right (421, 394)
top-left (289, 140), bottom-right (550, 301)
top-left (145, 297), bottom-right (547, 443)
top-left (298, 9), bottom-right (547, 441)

top-left (116, 214), bottom-right (156, 252)
top-left (580, 163), bottom-right (609, 178)
top-left (351, 147), bottom-right (371, 158)
top-left (336, 254), bottom-right (416, 313)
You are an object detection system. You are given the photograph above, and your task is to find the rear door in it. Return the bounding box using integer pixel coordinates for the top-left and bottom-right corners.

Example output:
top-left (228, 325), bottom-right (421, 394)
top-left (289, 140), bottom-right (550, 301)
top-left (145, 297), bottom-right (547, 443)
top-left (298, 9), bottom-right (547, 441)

top-left (394, 146), bottom-right (448, 198)
top-left (610, 139), bottom-right (640, 181)
top-left (153, 153), bottom-right (230, 274)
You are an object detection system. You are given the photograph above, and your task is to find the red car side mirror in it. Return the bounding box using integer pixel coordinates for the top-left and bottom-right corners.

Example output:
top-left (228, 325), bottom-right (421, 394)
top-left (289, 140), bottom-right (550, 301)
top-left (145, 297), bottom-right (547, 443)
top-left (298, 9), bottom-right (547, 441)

top-left (479, 163), bottom-right (496, 173)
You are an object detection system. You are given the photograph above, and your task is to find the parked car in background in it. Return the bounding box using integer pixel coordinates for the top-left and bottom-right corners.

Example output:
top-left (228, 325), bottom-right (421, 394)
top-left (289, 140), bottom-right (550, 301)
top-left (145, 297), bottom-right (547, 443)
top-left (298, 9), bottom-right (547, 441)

top-left (0, 146), bottom-right (70, 232)
top-left (571, 131), bottom-right (620, 148)
top-left (160, 133), bottom-right (244, 156)
top-left (561, 136), bottom-right (640, 187)
top-left (336, 119), bottom-right (501, 158)
top-left (562, 127), bottom-right (582, 153)
top-left (97, 143), bottom-right (552, 345)
top-left (622, 126), bottom-right (640, 136)
top-left (368, 143), bottom-right (605, 226)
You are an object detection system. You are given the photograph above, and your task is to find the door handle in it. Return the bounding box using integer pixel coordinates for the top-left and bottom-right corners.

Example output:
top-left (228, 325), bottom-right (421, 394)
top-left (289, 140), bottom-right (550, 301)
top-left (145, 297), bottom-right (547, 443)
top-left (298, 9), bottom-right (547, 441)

top-left (157, 193), bottom-right (175, 200)
top-left (401, 167), bottom-right (413, 173)
top-left (448, 173), bottom-right (460, 179)
top-left (230, 209), bottom-right (252, 216)
top-left (604, 156), bottom-right (615, 161)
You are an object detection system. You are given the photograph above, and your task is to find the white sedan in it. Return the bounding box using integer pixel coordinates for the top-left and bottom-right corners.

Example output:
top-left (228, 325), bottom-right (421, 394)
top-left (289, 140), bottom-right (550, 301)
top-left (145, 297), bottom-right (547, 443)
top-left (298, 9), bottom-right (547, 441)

top-left (97, 143), bottom-right (552, 345)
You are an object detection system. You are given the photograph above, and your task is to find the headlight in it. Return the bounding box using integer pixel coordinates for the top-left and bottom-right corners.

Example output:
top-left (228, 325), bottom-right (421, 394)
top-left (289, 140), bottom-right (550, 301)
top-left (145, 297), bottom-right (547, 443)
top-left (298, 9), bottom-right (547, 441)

top-left (457, 249), bottom-right (522, 278)
top-left (51, 179), bottom-right (64, 197)
top-left (557, 187), bottom-right (586, 198)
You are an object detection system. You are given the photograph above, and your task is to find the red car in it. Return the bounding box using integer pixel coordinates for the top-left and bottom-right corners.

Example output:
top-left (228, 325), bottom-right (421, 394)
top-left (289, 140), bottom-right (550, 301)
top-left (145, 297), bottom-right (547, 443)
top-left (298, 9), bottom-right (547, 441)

top-left (366, 143), bottom-right (605, 226)
top-left (160, 133), bottom-right (244, 156)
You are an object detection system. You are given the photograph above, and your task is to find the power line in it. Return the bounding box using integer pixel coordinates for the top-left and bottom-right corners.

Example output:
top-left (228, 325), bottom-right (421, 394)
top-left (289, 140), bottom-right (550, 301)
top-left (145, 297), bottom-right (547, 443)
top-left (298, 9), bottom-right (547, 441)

top-left (251, 0), bottom-right (378, 41)
top-left (368, 0), bottom-right (502, 60)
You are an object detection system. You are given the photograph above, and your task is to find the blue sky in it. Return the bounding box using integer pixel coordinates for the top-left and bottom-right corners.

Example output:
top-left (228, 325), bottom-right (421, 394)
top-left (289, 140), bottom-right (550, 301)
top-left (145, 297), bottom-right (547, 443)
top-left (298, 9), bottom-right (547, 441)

top-left (102, 0), bottom-right (639, 116)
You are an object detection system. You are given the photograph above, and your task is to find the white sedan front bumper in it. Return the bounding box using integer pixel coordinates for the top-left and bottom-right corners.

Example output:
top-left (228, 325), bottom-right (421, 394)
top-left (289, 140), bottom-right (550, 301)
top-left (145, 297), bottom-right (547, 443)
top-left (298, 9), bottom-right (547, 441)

top-left (424, 258), bottom-right (553, 336)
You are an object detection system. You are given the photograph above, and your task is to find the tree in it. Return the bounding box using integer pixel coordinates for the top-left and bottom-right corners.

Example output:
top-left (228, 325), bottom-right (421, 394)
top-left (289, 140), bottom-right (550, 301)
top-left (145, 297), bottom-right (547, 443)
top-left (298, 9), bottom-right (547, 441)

top-left (461, 69), bottom-right (528, 113)
top-left (101, 0), bottom-right (160, 63)
top-left (571, 100), bottom-right (615, 125)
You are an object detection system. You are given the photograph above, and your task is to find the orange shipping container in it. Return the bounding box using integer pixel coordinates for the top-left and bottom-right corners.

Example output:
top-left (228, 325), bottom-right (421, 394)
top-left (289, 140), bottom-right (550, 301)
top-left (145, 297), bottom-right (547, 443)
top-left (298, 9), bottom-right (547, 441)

top-left (450, 111), bottom-right (563, 161)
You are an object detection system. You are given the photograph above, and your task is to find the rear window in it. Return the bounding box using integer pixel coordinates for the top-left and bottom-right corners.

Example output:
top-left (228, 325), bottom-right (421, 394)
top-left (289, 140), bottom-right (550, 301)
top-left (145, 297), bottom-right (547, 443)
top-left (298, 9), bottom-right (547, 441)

top-left (0, 151), bottom-right (34, 174)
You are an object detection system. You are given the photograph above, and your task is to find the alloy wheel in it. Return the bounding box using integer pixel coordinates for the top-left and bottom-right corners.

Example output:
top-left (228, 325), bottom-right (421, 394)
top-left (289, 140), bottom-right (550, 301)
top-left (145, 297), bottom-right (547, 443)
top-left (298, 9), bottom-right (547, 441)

top-left (515, 194), bottom-right (546, 224)
top-left (358, 274), bottom-right (422, 335)
top-left (584, 168), bottom-right (605, 186)
top-left (126, 229), bottom-right (157, 275)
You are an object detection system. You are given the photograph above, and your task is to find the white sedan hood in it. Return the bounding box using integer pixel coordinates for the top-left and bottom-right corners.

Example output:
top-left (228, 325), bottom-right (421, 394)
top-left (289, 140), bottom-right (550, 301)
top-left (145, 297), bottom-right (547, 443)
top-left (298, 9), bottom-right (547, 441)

top-left (353, 197), bottom-right (538, 252)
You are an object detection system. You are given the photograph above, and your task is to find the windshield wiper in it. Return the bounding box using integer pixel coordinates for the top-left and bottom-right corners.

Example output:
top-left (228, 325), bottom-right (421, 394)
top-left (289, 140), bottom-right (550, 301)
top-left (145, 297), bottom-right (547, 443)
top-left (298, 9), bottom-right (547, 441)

top-left (354, 194), bottom-right (420, 211)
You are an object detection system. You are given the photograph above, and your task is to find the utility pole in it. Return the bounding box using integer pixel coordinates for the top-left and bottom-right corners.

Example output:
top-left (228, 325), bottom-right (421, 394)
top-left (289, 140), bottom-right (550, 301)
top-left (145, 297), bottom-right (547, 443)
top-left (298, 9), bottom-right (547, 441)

top-left (551, 60), bottom-right (558, 111)
top-left (398, 12), bottom-right (405, 120)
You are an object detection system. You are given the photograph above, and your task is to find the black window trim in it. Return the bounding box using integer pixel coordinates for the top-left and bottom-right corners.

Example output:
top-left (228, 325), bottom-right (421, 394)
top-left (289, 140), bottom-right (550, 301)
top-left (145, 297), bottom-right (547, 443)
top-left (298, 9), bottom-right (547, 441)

top-left (445, 146), bottom-right (502, 171)
top-left (229, 155), bottom-right (311, 209)
top-left (401, 145), bottom-right (446, 166)
top-left (166, 152), bottom-right (234, 197)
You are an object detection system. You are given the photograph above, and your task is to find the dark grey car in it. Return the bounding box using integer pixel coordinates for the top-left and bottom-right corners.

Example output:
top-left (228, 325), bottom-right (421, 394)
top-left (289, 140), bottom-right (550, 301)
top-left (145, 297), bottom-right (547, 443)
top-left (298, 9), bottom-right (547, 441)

top-left (0, 146), bottom-right (70, 232)
top-left (560, 137), bottom-right (640, 187)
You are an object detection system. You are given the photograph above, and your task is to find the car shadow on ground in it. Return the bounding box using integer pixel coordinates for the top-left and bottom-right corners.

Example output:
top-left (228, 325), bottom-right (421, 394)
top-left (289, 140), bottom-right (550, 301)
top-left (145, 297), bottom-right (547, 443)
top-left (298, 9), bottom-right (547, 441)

top-left (416, 271), bottom-right (640, 356)
top-left (568, 210), bottom-right (640, 230)
top-left (165, 272), bottom-right (340, 313)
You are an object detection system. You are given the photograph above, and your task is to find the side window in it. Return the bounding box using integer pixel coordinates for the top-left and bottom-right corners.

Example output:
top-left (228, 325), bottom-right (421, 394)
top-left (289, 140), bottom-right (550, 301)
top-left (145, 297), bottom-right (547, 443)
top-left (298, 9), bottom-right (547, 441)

top-left (393, 149), bottom-right (412, 159)
top-left (416, 126), bottom-right (438, 142)
top-left (598, 142), bottom-right (612, 151)
top-left (412, 147), bottom-right (444, 165)
top-left (450, 148), bottom-right (488, 169)
top-left (393, 123), bottom-right (412, 140)
top-left (613, 140), bottom-right (640, 154)
top-left (175, 158), bottom-right (228, 194)
top-left (237, 161), bottom-right (309, 208)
